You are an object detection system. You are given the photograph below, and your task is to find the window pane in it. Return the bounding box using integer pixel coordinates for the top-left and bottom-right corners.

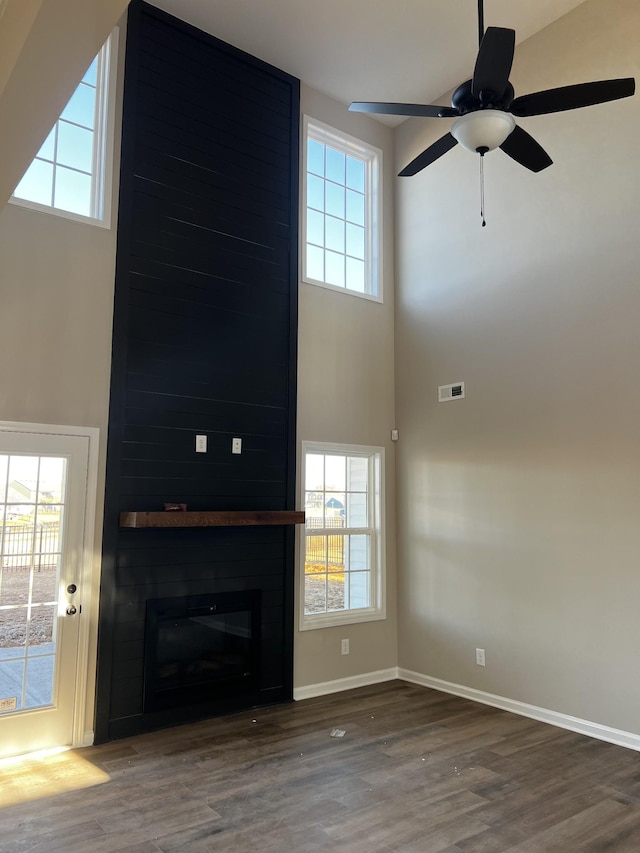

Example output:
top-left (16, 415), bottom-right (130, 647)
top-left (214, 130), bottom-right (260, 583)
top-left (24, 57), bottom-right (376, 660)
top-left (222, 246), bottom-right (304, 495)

top-left (326, 148), bottom-right (345, 185)
top-left (346, 258), bottom-right (366, 293)
top-left (327, 573), bottom-right (345, 611)
top-left (325, 183), bottom-right (345, 218)
top-left (346, 223), bottom-right (365, 260)
top-left (9, 455), bottom-right (38, 486)
top-left (25, 654), bottom-right (54, 708)
top-left (307, 174), bottom-right (324, 212)
top-left (61, 82), bottom-right (96, 129)
top-left (307, 139), bottom-right (324, 177)
top-left (325, 455), bottom-right (346, 491)
top-left (13, 159), bottom-right (53, 206)
top-left (305, 454), bottom-right (325, 492)
top-left (306, 535), bottom-right (327, 566)
top-left (307, 209), bottom-right (324, 247)
top-left (302, 446), bottom-right (382, 622)
top-left (348, 535), bottom-right (369, 571)
top-left (347, 456), bottom-right (368, 490)
top-left (325, 251), bottom-right (345, 287)
top-left (2, 607), bottom-right (27, 650)
top-left (325, 493), bottom-right (345, 526)
top-left (349, 571), bottom-right (371, 609)
top-left (82, 58), bottom-right (98, 86)
top-left (54, 166), bottom-right (92, 216)
top-left (0, 660), bottom-right (26, 711)
top-left (0, 561), bottom-right (30, 606)
top-left (325, 216), bottom-right (344, 253)
top-left (304, 121), bottom-right (379, 299)
top-left (29, 605), bottom-right (55, 646)
top-left (346, 492), bottom-right (367, 528)
top-left (37, 128), bottom-right (56, 162)
top-left (38, 458), bottom-right (66, 503)
top-left (304, 573), bottom-right (327, 614)
top-left (346, 156), bottom-right (365, 192)
top-left (57, 121), bottom-right (93, 172)
top-left (346, 189), bottom-right (365, 225)
top-left (306, 244), bottom-right (324, 282)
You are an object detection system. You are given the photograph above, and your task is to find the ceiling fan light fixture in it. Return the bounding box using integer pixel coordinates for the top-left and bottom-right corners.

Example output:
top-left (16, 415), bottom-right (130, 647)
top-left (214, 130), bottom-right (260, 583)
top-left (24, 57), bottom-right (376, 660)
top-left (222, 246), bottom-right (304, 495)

top-left (451, 109), bottom-right (516, 153)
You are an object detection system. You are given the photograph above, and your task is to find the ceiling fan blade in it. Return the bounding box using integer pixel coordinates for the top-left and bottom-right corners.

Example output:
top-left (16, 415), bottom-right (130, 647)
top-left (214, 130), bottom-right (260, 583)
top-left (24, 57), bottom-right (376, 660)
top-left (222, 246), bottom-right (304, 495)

top-left (398, 133), bottom-right (458, 177)
top-left (499, 125), bottom-right (553, 172)
top-left (472, 26), bottom-right (516, 99)
top-left (349, 102), bottom-right (458, 118)
top-left (510, 78), bottom-right (635, 117)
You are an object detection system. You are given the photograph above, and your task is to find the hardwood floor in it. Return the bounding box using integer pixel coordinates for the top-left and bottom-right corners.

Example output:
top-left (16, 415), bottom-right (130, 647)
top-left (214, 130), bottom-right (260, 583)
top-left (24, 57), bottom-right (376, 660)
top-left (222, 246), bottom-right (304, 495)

top-left (1, 681), bottom-right (640, 852)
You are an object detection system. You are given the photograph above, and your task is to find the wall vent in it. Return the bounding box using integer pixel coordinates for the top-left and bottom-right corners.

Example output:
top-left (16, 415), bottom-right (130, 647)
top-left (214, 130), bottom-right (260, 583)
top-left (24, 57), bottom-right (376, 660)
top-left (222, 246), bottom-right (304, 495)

top-left (438, 382), bottom-right (465, 402)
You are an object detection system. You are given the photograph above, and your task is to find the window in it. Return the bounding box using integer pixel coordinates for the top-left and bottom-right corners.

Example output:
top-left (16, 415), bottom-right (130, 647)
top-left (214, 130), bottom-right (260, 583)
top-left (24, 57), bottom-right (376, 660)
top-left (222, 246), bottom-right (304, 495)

top-left (300, 442), bottom-right (385, 629)
top-left (11, 32), bottom-right (117, 225)
top-left (303, 117), bottom-right (382, 301)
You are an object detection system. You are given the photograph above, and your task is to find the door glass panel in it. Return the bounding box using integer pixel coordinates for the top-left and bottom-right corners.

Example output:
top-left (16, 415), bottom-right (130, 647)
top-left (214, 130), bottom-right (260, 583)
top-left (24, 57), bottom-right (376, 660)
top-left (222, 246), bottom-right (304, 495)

top-left (0, 454), bottom-right (67, 713)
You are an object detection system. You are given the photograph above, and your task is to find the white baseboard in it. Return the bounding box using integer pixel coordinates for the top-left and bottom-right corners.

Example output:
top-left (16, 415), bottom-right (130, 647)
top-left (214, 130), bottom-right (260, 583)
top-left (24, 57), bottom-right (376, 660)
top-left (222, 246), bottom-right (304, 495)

top-left (79, 731), bottom-right (94, 748)
top-left (293, 667), bottom-right (399, 701)
top-left (398, 668), bottom-right (640, 753)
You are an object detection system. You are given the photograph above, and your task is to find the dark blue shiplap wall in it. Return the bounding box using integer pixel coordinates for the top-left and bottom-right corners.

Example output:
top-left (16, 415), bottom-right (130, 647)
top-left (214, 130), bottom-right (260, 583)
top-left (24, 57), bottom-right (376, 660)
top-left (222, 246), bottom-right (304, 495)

top-left (95, 1), bottom-right (299, 741)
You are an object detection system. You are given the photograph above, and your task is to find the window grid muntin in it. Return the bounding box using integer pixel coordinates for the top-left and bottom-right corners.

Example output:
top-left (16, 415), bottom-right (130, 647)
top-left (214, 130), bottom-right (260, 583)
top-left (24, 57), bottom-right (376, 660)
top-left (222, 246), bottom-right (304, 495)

top-left (10, 34), bottom-right (114, 224)
top-left (302, 447), bottom-right (382, 624)
top-left (0, 453), bottom-right (67, 712)
top-left (303, 117), bottom-right (380, 300)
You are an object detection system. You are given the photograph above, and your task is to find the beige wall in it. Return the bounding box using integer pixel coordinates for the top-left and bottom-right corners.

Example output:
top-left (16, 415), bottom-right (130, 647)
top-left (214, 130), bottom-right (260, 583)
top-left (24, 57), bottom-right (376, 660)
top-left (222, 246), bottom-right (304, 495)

top-left (295, 85), bottom-right (398, 688)
top-left (0, 19), bottom-right (126, 736)
top-left (394, 0), bottom-right (640, 733)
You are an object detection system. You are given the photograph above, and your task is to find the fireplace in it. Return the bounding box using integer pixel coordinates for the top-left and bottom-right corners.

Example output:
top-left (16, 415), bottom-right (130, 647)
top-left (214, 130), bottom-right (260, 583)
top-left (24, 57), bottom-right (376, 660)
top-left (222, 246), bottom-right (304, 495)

top-left (143, 590), bottom-right (261, 713)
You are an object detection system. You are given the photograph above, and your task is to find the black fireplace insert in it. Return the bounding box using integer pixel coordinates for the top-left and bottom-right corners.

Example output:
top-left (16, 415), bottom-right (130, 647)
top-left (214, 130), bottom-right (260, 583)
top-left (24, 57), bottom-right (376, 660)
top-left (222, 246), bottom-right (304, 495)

top-left (143, 589), bottom-right (261, 713)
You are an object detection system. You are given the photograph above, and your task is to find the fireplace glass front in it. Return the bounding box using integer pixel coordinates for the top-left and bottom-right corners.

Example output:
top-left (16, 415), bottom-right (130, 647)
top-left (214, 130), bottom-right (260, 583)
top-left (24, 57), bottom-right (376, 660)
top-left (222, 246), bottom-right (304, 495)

top-left (143, 590), bottom-right (261, 713)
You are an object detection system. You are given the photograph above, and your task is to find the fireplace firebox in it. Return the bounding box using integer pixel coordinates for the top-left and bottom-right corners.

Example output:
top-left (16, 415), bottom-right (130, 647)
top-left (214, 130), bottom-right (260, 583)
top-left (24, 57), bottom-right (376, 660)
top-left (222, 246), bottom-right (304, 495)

top-left (143, 590), bottom-right (261, 713)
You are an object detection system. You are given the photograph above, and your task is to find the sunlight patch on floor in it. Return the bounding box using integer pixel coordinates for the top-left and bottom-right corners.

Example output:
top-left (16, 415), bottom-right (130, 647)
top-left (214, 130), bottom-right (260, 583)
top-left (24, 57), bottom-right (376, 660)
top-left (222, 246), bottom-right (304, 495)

top-left (0, 746), bottom-right (109, 806)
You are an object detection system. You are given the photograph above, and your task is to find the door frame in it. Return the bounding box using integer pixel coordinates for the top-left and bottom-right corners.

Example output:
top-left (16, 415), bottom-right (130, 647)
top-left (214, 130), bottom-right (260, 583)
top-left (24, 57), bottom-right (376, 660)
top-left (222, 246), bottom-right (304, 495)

top-left (0, 420), bottom-right (100, 749)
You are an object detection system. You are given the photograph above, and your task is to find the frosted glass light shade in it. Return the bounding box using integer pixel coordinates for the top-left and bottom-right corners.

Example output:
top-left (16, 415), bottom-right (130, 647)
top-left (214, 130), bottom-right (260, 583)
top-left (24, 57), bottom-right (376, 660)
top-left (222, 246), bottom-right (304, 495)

top-left (451, 109), bottom-right (516, 153)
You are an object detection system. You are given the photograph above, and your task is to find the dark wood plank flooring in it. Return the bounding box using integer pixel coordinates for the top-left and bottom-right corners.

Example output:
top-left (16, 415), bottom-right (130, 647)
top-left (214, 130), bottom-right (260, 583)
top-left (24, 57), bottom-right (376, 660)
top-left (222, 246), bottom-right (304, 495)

top-left (1, 681), bottom-right (640, 852)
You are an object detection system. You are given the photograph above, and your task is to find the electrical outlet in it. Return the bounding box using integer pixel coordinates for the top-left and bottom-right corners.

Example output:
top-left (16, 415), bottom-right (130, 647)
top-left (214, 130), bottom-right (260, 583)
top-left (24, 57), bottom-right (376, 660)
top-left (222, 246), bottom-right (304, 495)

top-left (476, 648), bottom-right (486, 667)
top-left (232, 437), bottom-right (242, 454)
top-left (341, 639), bottom-right (349, 655)
top-left (195, 434), bottom-right (207, 453)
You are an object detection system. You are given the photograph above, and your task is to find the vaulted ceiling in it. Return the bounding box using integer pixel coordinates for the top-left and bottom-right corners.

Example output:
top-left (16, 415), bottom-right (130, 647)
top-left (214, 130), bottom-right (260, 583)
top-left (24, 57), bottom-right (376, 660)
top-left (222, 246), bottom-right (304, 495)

top-left (149, 0), bottom-right (588, 124)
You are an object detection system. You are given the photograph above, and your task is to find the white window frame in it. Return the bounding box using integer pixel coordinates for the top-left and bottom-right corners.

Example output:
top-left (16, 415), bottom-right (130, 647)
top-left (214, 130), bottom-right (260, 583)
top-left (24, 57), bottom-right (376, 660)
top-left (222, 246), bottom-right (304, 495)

top-left (299, 441), bottom-right (386, 631)
top-left (302, 116), bottom-right (382, 303)
top-left (10, 29), bottom-right (119, 228)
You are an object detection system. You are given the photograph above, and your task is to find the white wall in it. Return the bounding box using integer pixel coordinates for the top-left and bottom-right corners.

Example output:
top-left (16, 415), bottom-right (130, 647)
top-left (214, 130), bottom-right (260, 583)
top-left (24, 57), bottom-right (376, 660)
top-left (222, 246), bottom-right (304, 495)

top-left (295, 85), bottom-right (398, 690)
top-left (394, 0), bottom-right (640, 733)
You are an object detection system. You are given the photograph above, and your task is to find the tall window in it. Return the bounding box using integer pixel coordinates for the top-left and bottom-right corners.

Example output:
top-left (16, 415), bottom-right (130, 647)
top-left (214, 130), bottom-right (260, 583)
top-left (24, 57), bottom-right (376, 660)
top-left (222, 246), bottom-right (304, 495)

top-left (303, 117), bottom-right (382, 301)
top-left (300, 442), bottom-right (385, 629)
top-left (11, 33), bottom-right (117, 225)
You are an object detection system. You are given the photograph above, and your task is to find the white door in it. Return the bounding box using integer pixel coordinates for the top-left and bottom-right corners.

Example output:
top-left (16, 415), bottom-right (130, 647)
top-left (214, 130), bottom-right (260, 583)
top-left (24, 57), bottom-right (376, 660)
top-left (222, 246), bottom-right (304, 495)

top-left (0, 425), bottom-right (96, 758)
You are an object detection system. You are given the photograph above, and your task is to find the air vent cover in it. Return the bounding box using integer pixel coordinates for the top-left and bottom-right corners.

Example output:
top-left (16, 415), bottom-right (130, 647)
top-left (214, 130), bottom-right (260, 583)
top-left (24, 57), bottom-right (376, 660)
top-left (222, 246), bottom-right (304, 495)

top-left (438, 382), bottom-right (465, 402)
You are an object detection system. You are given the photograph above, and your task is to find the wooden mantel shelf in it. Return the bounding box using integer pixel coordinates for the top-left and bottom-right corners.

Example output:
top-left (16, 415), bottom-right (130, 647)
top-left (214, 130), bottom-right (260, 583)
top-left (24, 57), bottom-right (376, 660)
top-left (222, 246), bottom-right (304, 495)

top-left (120, 510), bottom-right (305, 529)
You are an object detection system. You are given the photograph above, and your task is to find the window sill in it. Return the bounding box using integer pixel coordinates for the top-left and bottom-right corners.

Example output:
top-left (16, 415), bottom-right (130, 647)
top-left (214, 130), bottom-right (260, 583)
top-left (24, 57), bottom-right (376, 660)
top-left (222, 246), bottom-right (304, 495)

top-left (299, 607), bottom-right (386, 631)
top-left (301, 276), bottom-right (383, 304)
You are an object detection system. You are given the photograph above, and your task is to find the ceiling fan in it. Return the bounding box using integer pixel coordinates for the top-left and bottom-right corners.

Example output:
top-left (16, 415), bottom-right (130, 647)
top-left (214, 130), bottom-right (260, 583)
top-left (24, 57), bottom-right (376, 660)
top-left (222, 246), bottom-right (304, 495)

top-left (349, 0), bottom-right (635, 179)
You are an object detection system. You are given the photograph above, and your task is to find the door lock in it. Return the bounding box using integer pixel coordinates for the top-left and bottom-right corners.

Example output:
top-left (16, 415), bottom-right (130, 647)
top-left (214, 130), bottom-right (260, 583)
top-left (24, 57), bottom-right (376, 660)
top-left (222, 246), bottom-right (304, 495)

top-left (66, 584), bottom-right (77, 594)
top-left (66, 605), bottom-right (77, 616)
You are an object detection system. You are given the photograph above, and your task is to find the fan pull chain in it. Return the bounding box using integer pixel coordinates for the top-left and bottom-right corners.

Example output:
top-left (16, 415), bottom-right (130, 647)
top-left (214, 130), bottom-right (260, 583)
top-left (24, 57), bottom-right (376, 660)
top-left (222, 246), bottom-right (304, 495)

top-left (480, 156), bottom-right (486, 227)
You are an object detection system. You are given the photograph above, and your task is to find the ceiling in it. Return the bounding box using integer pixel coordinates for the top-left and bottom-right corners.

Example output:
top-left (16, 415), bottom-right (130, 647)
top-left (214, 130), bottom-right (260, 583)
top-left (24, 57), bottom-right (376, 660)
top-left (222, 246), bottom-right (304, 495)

top-left (148, 0), bottom-right (588, 125)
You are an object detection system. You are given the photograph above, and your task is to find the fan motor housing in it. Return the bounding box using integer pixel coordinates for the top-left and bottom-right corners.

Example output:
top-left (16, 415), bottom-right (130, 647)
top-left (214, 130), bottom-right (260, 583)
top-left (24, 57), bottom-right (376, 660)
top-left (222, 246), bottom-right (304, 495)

top-left (452, 79), bottom-right (515, 114)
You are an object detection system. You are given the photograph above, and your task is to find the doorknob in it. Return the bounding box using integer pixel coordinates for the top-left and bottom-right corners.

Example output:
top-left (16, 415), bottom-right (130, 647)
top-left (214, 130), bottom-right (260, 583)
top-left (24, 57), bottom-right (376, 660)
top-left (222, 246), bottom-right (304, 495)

top-left (66, 605), bottom-right (77, 616)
